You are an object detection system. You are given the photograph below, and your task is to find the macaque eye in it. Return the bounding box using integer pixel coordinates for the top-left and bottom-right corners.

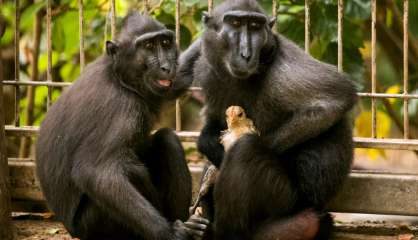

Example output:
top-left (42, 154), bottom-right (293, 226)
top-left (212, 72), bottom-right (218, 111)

top-left (162, 39), bottom-right (171, 47)
top-left (144, 41), bottom-right (154, 49)
top-left (250, 21), bottom-right (261, 29)
top-left (231, 20), bottom-right (241, 27)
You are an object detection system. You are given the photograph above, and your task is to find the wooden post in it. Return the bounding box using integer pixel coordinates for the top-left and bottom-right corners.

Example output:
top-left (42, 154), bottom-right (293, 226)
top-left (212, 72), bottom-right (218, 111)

top-left (0, 8), bottom-right (14, 239)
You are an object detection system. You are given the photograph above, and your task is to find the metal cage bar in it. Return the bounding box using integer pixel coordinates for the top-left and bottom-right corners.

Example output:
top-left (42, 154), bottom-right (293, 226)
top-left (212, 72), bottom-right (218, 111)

top-left (5, 125), bottom-right (418, 151)
top-left (110, 0), bottom-right (116, 39)
top-left (357, 92), bottom-right (418, 99)
top-left (46, 0), bottom-right (53, 108)
top-left (371, 0), bottom-right (377, 138)
top-left (208, 0), bottom-right (213, 15)
top-left (78, 0), bottom-right (85, 71)
top-left (338, 0), bottom-right (343, 72)
top-left (175, 0), bottom-right (181, 131)
top-left (2, 81), bottom-right (72, 87)
top-left (304, 0), bottom-right (310, 53)
top-left (403, 0), bottom-right (409, 139)
top-left (272, 0), bottom-right (278, 31)
top-left (3, 79), bottom-right (418, 100)
top-left (4, 81), bottom-right (418, 101)
top-left (14, 0), bottom-right (20, 126)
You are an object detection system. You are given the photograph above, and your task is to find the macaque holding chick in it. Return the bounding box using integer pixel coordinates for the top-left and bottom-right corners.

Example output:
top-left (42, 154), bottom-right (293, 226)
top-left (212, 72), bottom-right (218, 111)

top-left (191, 106), bottom-right (258, 215)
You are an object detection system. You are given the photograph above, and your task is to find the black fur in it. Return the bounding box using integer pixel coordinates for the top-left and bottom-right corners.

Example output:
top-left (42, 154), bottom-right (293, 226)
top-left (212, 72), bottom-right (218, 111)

top-left (179, 0), bottom-right (357, 239)
top-left (36, 13), bottom-right (207, 240)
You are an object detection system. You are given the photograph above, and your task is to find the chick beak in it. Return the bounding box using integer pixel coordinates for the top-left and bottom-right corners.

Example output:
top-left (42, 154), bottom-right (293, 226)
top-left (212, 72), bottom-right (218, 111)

top-left (230, 112), bottom-right (241, 124)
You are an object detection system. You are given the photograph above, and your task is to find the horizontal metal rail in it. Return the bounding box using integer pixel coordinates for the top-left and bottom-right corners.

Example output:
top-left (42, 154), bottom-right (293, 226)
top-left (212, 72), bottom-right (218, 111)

top-left (357, 93), bottom-right (418, 99)
top-left (5, 126), bottom-right (418, 150)
top-left (4, 81), bottom-right (418, 99)
top-left (3, 80), bottom-right (72, 87)
top-left (2, 81), bottom-right (203, 91)
top-left (354, 137), bottom-right (418, 151)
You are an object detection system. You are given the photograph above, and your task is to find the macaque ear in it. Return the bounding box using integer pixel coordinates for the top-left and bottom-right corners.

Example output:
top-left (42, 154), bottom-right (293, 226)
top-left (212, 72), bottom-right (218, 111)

top-left (268, 17), bottom-right (277, 29)
top-left (106, 41), bottom-right (119, 57)
top-left (202, 11), bottom-right (212, 26)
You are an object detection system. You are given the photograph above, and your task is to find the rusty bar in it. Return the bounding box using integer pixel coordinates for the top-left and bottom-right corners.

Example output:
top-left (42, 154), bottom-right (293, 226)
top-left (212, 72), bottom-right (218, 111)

top-left (14, 0), bottom-right (20, 126)
top-left (353, 137), bottom-right (418, 151)
top-left (110, 0), bottom-right (116, 39)
top-left (46, 0), bottom-right (53, 108)
top-left (78, 0), bottom-right (85, 71)
top-left (5, 125), bottom-right (40, 137)
top-left (1, 81), bottom-right (202, 89)
top-left (2, 80), bottom-right (72, 87)
top-left (5, 127), bottom-right (418, 151)
top-left (305, 0), bottom-right (310, 53)
top-left (272, 0), bottom-right (278, 31)
top-left (338, 0), bottom-right (344, 72)
top-left (176, 100), bottom-right (181, 131)
top-left (175, 0), bottom-right (181, 131)
top-left (176, 131), bottom-right (200, 142)
top-left (371, 0), bottom-right (377, 138)
top-left (5, 83), bottom-right (418, 99)
top-left (403, 0), bottom-right (409, 139)
top-left (272, 0), bottom-right (278, 18)
top-left (208, 0), bottom-right (213, 15)
top-left (175, 0), bottom-right (180, 49)
top-left (357, 92), bottom-right (418, 99)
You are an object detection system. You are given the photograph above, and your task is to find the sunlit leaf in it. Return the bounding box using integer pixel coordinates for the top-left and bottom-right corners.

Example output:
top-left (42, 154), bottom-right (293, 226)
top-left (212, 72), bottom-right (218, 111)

top-left (386, 85), bottom-right (400, 104)
top-left (20, 2), bottom-right (46, 32)
top-left (39, 52), bottom-right (59, 73)
top-left (354, 111), bottom-right (392, 160)
top-left (355, 111), bottom-right (391, 138)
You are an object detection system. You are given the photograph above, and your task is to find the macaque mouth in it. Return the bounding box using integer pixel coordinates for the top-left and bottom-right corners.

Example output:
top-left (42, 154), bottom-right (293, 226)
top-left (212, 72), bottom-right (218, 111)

top-left (157, 79), bottom-right (172, 87)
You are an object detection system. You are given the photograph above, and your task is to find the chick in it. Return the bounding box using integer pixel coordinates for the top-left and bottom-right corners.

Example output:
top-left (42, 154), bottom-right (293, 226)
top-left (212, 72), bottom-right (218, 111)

top-left (190, 106), bottom-right (258, 216)
top-left (220, 106), bottom-right (258, 151)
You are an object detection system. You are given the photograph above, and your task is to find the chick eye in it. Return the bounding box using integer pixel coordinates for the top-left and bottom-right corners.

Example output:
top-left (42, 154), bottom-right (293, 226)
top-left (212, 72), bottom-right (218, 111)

top-left (238, 112), bottom-right (243, 117)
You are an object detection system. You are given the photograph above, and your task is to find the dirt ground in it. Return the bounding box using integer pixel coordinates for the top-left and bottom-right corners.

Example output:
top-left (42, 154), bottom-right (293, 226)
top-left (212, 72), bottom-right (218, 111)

top-left (13, 220), bottom-right (73, 240)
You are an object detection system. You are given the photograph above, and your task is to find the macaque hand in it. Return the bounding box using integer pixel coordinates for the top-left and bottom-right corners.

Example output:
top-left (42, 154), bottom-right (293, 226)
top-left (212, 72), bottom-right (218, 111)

top-left (184, 213), bottom-right (210, 240)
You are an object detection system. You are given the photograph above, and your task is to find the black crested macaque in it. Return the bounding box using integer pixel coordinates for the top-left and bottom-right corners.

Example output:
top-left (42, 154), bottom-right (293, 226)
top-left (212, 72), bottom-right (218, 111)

top-left (36, 13), bottom-right (208, 240)
top-left (179, 0), bottom-right (358, 239)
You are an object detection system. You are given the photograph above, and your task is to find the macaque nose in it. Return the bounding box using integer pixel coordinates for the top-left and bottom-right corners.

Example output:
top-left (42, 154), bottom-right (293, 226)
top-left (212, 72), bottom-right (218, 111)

top-left (240, 52), bottom-right (251, 62)
top-left (160, 64), bottom-right (170, 73)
